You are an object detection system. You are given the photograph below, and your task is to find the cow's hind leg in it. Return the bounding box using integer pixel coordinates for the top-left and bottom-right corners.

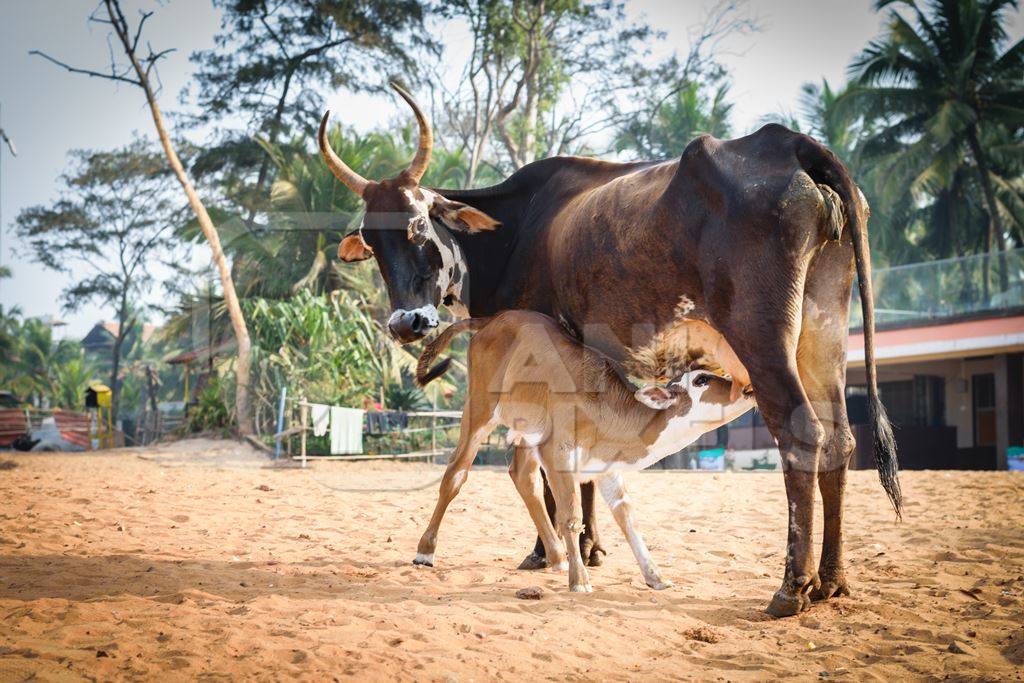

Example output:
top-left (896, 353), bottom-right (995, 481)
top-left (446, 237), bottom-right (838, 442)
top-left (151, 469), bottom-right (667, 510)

top-left (509, 446), bottom-right (566, 570)
top-left (413, 418), bottom-right (494, 566)
top-left (800, 245), bottom-right (858, 602)
top-left (598, 473), bottom-right (671, 590)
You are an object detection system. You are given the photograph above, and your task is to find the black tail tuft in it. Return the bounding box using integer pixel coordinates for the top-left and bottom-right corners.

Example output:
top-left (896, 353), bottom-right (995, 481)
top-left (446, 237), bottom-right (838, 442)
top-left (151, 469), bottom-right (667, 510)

top-left (870, 394), bottom-right (903, 519)
top-left (417, 357), bottom-right (452, 387)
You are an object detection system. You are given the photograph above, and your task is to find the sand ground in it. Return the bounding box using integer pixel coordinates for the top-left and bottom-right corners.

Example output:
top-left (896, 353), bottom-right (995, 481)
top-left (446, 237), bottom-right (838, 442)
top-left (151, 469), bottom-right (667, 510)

top-left (1, 438), bottom-right (1022, 681)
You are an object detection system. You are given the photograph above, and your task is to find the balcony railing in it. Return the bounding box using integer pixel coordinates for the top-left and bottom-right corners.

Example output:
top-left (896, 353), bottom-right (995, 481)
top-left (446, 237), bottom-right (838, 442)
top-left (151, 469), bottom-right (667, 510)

top-left (850, 248), bottom-right (1024, 329)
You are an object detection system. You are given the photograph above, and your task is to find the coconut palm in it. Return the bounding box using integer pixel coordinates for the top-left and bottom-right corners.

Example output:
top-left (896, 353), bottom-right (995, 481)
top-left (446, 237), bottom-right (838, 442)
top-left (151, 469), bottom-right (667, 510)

top-left (614, 82), bottom-right (733, 160)
top-left (0, 313), bottom-right (94, 408)
top-left (847, 0), bottom-right (1024, 289)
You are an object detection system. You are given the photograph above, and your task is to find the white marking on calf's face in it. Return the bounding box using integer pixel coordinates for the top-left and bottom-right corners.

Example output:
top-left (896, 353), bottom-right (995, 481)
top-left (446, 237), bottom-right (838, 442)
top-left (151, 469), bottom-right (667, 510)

top-left (578, 371), bottom-right (753, 479)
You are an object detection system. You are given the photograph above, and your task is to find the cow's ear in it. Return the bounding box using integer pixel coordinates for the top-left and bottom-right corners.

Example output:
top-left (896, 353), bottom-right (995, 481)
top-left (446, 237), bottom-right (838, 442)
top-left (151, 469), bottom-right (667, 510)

top-left (430, 196), bottom-right (501, 233)
top-left (338, 230), bottom-right (373, 262)
top-left (634, 385), bottom-right (678, 410)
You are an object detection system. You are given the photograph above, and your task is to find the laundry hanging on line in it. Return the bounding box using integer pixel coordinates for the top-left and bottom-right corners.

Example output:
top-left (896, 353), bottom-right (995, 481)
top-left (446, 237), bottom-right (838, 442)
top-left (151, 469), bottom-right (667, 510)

top-left (309, 403), bottom-right (330, 437)
top-left (330, 406), bottom-right (365, 455)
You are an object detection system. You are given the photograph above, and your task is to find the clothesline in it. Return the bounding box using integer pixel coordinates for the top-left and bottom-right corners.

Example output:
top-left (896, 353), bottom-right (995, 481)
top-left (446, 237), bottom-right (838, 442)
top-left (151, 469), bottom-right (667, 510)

top-left (276, 396), bottom-right (465, 468)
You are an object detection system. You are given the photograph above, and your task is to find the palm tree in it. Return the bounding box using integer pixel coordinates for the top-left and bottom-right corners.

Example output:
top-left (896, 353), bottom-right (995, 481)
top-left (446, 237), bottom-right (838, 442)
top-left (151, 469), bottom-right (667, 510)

top-left (614, 82), bottom-right (733, 160)
top-left (847, 0), bottom-right (1024, 292)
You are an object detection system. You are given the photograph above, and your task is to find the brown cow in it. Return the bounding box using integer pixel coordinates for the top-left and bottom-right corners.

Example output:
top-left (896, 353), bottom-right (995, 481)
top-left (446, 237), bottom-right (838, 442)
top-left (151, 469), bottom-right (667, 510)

top-left (413, 310), bottom-right (755, 592)
top-left (320, 83), bottom-right (901, 616)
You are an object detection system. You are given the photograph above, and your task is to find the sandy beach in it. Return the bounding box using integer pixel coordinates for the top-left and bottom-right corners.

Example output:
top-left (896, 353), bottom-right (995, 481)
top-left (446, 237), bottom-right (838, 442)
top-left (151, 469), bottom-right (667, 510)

top-left (1, 439), bottom-right (1022, 681)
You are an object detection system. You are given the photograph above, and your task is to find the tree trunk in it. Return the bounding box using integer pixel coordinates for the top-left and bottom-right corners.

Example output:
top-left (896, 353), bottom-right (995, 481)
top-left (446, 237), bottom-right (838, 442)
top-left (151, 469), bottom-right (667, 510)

top-left (105, 0), bottom-right (253, 434)
top-left (520, 47), bottom-right (540, 166)
top-left (109, 291), bottom-right (129, 426)
top-left (967, 125), bottom-right (1009, 294)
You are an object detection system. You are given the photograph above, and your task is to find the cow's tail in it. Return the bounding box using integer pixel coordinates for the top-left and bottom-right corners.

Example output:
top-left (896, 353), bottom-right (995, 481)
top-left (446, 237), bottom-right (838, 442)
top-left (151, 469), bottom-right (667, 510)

top-left (796, 136), bottom-right (903, 520)
top-left (416, 318), bottom-right (491, 386)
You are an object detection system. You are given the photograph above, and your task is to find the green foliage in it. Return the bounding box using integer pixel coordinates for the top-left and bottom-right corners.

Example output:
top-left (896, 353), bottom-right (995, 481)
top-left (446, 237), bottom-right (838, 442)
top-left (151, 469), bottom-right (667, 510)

top-left (244, 290), bottom-right (451, 430)
top-left (0, 309), bottom-right (98, 409)
top-left (185, 0), bottom-right (433, 219)
top-left (615, 82), bottom-right (733, 160)
top-left (843, 0), bottom-right (1024, 265)
top-left (14, 139), bottom-right (183, 420)
top-left (183, 376), bottom-right (233, 433)
top-left (384, 375), bottom-right (430, 411)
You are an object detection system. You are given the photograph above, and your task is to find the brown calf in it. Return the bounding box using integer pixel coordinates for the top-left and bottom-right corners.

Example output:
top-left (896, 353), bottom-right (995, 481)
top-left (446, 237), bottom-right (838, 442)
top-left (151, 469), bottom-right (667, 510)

top-left (413, 311), bottom-right (753, 592)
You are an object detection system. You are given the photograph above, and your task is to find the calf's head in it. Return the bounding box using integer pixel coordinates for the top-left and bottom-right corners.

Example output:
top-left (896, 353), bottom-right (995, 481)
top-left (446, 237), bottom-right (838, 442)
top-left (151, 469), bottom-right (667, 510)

top-left (320, 83), bottom-right (500, 343)
top-left (635, 370), bottom-right (753, 417)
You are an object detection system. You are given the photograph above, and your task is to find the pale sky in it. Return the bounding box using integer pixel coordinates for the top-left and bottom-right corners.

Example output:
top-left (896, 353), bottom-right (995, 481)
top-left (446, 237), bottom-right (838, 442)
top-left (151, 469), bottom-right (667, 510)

top-left (1, 0), bottom-right (1021, 337)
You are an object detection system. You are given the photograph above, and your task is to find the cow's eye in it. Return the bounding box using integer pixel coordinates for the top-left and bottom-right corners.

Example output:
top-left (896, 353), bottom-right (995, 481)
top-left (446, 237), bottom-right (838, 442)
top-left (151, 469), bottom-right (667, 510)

top-left (408, 217), bottom-right (429, 245)
top-left (693, 374), bottom-right (712, 387)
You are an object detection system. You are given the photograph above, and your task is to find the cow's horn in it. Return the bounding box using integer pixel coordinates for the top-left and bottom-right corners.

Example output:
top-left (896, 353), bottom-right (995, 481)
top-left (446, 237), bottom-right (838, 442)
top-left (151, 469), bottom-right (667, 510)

top-left (390, 82), bottom-right (432, 182)
top-left (318, 111), bottom-right (369, 197)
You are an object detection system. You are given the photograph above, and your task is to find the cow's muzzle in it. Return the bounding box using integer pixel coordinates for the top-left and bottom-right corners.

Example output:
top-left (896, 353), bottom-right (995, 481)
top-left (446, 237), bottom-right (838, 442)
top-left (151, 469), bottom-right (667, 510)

top-left (387, 306), bottom-right (439, 343)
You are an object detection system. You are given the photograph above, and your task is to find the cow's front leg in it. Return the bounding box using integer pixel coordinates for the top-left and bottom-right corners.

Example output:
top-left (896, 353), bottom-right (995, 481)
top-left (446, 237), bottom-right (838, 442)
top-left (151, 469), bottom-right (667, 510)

top-left (749, 364), bottom-right (825, 617)
top-left (518, 477), bottom-right (604, 569)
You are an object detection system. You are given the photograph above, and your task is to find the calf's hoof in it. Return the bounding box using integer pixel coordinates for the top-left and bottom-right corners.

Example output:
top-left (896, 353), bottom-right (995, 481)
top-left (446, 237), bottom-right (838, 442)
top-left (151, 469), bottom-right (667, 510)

top-left (412, 553), bottom-right (434, 567)
top-left (570, 583), bottom-right (593, 593)
top-left (517, 552), bottom-right (547, 571)
top-left (647, 578), bottom-right (674, 591)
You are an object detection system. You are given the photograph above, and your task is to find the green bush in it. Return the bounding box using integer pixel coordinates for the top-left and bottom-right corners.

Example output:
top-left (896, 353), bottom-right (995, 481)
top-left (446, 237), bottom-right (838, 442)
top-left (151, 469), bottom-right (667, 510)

top-left (183, 376), bottom-right (233, 434)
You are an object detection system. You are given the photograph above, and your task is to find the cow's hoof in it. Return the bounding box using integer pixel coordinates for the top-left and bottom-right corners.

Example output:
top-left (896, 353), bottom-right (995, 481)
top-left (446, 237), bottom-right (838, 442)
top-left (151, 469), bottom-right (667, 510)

top-left (766, 589), bottom-right (811, 617)
top-left (811, 574), bottom-right (851, 602)
top-left (647, 579), bottom-right (674, 591)
top-left (584, 544), bottom-right (606, 567)
top-left (517, 552), bottom-right (547, 571)
top-left (766, 574), bottom-right (818, 617)
top-left (412, 553), bottom-right (434, 567)
top-left (570, 583), bottom-right (593, 593)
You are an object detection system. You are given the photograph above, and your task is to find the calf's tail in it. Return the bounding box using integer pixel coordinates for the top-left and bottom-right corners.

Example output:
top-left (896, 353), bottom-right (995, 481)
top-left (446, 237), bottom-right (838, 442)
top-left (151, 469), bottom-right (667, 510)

top-left (797, 136), bottom-right (903, 520)
top-left (416, 318), bottom-right (491, 386)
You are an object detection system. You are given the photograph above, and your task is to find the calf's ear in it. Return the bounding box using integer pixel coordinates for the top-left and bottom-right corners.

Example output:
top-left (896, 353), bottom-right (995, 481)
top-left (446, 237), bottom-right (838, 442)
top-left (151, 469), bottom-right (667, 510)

top-left (338, 230), bottom-right (374, 262)
top-left (634, 385), bottom-right (678, 410)
top-left (430, 196), bottom-right (501, 233)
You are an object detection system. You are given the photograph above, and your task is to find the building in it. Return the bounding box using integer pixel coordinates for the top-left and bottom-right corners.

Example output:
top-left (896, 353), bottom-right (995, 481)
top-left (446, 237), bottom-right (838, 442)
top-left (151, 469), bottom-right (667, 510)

top-left (80, 321), bottom-right (158, 356)
top-left (720, 249), bottom-right (1024, 471)
top-left (846, 249), bottom-right (1024, 471)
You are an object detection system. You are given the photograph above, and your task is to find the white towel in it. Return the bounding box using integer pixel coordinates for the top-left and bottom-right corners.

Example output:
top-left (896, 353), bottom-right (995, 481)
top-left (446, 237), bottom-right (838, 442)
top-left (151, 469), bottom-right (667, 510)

top-left (330, 407), bottom-right (364, 455)
top-left (310, 403), bottom-right (330, 437)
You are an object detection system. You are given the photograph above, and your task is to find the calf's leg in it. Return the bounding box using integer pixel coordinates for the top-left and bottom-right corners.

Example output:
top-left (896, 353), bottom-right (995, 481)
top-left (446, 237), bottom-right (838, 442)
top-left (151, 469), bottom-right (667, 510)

top-left (520, 479), bottom-right (604, 570)
top-left (598, 473), bottom-right (671, 590)
top-left (509, 446), bottom-right (566, 569)
top-left (540, 445), bottom-right (591, 592)
top-left (413, 419), bottom-right (494, 566)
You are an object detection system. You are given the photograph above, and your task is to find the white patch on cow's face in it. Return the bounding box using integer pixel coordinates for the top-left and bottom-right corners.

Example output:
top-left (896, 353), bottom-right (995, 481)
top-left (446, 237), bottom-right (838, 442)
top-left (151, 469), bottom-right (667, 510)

top-left (387, 304), bottom-right (439, 331)
top-left (402, 188), bottom-right (468, 312)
